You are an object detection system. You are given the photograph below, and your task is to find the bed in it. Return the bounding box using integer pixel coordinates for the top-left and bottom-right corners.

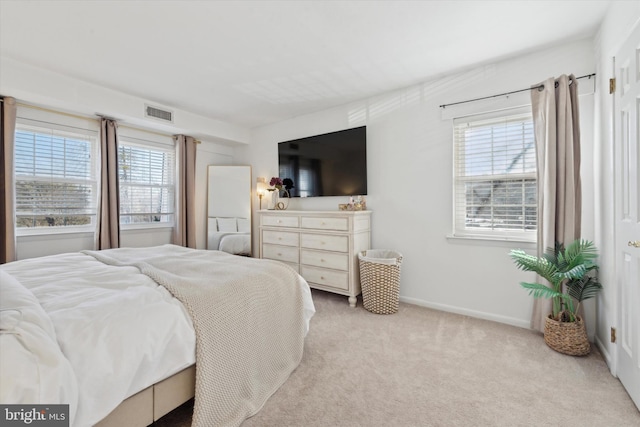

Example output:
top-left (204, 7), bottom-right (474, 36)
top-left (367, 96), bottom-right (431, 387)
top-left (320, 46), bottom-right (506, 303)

top-left (207, 217), bottom-right (252, 256)
top-left (0, 244), bottom-right (315, 427)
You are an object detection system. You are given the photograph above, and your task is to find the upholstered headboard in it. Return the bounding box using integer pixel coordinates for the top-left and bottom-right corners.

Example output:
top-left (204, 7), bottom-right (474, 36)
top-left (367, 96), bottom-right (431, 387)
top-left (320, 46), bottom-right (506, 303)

top-left (208, 217), bottom-right (250, 233)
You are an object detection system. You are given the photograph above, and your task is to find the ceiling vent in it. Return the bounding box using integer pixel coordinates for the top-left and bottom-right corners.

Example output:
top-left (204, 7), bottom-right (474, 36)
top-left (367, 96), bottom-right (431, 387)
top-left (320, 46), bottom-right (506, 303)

top-left (145, 104), bottom-right (174, 123)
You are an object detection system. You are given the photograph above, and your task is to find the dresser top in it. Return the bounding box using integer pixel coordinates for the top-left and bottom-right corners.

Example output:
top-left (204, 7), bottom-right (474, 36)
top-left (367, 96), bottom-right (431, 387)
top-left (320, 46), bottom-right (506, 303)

top-left (258, 209), bottom-right (371, 216)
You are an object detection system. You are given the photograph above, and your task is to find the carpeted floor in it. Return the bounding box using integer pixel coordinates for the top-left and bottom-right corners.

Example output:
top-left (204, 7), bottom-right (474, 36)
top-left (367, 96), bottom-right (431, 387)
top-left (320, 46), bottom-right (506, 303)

top-left (154, 289), bottom-right (640, 427)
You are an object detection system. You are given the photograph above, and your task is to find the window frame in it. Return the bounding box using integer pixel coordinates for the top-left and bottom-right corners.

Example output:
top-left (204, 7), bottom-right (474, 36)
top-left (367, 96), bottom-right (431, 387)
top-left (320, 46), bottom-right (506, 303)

top-left (452, 107), bottom-right (537, 243)
top-left (117, 135), bottom-right (176, 230)
top-left (14, 119), bottom-right (99, 236)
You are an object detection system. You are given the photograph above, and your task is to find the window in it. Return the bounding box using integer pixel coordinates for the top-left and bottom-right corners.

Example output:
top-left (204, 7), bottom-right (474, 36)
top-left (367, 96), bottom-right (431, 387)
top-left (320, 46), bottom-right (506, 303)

top-left (15, 123), bottom-right (97, 231)
top-left (453, 110), bottom-right (537, 241)
top-left (118, 140), bottom-right (175, 226)
top-left (279, 162), bottom-right (317, 197)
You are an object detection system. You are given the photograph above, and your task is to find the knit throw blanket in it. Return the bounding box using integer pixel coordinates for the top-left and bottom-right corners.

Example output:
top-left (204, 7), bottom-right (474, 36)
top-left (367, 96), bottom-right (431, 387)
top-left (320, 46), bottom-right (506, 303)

top-left (84, 245), bottom-right (306, 427)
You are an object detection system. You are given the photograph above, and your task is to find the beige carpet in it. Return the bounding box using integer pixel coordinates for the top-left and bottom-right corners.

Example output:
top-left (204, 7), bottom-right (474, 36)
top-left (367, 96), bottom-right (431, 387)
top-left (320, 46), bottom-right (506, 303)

top-left (154, 289), bottom-right (640, 427)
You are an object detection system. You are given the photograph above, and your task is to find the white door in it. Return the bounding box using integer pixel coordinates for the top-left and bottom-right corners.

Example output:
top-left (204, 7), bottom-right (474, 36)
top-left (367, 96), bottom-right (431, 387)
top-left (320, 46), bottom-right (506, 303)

top-left (614, 22), bottom-right (640, 410)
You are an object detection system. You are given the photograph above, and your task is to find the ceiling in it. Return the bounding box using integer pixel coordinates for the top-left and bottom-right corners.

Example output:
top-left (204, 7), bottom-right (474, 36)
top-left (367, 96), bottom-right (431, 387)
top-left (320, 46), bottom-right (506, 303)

top-left (0, 1), bottom-right (611, 129)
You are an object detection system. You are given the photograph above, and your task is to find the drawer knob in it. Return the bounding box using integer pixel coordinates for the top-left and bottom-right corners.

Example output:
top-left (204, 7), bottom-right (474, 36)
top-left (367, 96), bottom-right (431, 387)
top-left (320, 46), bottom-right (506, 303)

top-left (277, 252), bottom-right (282, 256)
top-left (320, 276), bottom-right (325, 280)
top-left (321, 259), bottom-right (325, 262)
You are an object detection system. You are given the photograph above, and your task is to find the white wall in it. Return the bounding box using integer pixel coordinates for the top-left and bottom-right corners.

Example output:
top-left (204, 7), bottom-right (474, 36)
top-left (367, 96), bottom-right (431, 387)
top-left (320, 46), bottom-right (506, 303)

top-left (0, 57), bottom-right (250, 144)
top-left (593, 1), bottom-right (640, 372)
top-left (238, 39), bottom-right (597, 330)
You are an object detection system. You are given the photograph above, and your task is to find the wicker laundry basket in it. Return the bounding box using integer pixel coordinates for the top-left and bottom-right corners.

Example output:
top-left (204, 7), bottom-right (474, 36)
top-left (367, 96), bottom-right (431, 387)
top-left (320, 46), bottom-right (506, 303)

top-left (358, 250), bottom-right (403, 314)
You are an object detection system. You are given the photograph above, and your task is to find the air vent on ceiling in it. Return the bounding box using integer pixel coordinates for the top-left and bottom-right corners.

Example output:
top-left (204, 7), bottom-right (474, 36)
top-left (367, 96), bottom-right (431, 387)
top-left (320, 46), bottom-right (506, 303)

top-left (145, 104), bottom-right (174, 123)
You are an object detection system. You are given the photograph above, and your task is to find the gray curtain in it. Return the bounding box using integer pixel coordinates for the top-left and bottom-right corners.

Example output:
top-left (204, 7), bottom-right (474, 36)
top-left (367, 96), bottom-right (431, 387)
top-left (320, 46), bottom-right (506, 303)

top-left (174, 134), bottom-right (197, 248)
top-left (0, 96), bottom-right (17, 263)
top-left (530, 74), bottom-right (582, 331)
top-left (96, 118), bottom-right (120, 250)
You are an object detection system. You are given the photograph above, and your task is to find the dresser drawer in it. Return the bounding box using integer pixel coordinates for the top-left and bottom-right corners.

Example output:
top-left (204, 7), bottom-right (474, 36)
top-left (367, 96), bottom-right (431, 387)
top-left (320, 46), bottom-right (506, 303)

top-left (301, 249), bottom-right (349, 271)
top-left (301, 266), bottom-right (349, 291)
top-left (262, 215), bottom-right (299, 228)
top-left (300, 233), bottom-right (348, 252)
top-left (263, 230), bottom-right (299, 247)
top-left (301, 216), bottom-right (349, 231)
top-left (262, 244), bottom-right (299, 264)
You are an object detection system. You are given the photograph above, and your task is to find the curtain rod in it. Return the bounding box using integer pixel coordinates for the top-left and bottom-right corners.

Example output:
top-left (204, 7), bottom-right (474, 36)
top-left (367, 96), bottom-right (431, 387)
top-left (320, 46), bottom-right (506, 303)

top-left (439, 73), bottom-right (596, 109)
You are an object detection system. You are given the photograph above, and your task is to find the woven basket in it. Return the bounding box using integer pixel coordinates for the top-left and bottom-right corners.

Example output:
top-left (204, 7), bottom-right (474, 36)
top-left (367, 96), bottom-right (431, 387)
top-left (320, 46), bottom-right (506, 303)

top-left (358, 250), bottom-right (402, 315)
top-left (543, 315), bottom-right (590, 356)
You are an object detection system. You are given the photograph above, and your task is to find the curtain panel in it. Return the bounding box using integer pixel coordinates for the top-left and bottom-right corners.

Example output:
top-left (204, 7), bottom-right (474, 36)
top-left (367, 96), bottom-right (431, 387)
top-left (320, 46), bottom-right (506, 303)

top-left (174, 134), bottom-right (197, 248)
top-left (96, 118), bottom-right (120, 250)
top-left (530, 74), bottom-right (582, 331)
top-left (0, 96), bottom-right (17, 263)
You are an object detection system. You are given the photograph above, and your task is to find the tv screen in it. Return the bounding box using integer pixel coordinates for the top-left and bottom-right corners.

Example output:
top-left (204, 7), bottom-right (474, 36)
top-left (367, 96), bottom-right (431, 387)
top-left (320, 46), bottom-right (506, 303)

top-left (278, 126), bottom-right (367, 197)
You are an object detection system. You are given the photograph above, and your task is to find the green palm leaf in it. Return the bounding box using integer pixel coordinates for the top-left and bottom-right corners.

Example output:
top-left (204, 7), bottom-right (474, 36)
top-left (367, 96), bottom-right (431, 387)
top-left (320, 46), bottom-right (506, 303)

top-left (510, 239), bottom-right (602, 320)
top-left (564, 239), bottom-right (598, 266)
top-left (567, 276), bottom-right (603, 302)
top-left (558, 264), bottom-right (588, 280)
top-left (520, 282), bottom-right (560, 299)
top-left (510, 250), bottom-right (559, 285)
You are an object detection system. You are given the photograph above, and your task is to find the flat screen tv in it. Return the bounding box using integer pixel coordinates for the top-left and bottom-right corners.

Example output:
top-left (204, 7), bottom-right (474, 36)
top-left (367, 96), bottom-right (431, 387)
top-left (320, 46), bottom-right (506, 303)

top-left (278, 126), bottom-right (367, 197)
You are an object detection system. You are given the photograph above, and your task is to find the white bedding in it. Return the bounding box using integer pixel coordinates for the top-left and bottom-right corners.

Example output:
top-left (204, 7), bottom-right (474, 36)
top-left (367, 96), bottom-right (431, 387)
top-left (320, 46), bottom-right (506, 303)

top-left (207, 217), bottom-right (251, 255)
top-left (1, 252), bottom-right (196, 426)
top-left (0, 247), bottom-right (315, 427)
top-left (217, 232), bottom-right (251, 255)
top-left (0, 270), bottom-right (79, 423)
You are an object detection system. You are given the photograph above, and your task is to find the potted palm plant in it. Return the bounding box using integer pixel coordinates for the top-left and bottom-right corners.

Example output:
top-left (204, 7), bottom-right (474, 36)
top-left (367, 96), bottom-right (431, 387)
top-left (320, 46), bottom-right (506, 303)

top-left (509, 239), bottom-right (602, 356)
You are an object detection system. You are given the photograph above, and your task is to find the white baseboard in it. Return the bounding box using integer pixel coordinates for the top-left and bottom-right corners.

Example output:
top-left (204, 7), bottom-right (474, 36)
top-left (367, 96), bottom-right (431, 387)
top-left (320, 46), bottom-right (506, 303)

top-left (594, 334), bottom-right (616, 376)
top-left (399, 296), bottom-right (531, 330)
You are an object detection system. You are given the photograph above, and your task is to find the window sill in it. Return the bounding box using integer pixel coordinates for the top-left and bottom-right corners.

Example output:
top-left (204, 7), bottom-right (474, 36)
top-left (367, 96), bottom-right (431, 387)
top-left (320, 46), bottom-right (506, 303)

top-left (121, 224), bottom-right (174, 232)
top-left (446, 234), bottom-right (536, 248)
top-left (16, 227), bottom-right (94, 238)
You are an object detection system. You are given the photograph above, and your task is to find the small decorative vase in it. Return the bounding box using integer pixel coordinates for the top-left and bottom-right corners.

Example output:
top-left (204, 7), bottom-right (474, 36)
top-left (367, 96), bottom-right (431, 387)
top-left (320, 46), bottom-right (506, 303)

top-left (543, 315), bottom-right (590, 356)
top-left (268, 190), bottom-right (279, 210)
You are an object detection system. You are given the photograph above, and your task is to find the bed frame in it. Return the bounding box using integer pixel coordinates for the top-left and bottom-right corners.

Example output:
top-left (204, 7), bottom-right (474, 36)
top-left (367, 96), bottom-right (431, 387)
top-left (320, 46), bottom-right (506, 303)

top-left (95, 365), bottom-right (195, 427)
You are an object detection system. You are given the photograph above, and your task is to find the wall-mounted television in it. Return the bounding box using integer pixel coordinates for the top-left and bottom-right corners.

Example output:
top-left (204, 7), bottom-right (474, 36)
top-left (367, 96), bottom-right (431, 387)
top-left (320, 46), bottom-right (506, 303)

top-left (278, 126), bottom-right (367, 197)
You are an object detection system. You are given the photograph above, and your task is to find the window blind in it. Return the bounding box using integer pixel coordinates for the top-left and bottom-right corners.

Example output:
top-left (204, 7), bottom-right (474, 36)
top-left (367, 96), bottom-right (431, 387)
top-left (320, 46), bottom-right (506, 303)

top-left (15, 125), bottom-right (97, 229)
top-left (453, 112), bottom-right (537, 239)
top-left (118, 141), bottom-right (175, 225)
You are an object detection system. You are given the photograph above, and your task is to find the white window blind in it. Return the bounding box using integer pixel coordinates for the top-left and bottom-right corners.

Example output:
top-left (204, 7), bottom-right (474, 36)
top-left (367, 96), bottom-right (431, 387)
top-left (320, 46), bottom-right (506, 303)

top-left (15, 124), bottom-right (97, 230)
top-left (279, 162), bottom-right (318, 197)
top-left (453, 111), bottom-right (537, 240)
top-left (118, 140), bottom-right (175, 226)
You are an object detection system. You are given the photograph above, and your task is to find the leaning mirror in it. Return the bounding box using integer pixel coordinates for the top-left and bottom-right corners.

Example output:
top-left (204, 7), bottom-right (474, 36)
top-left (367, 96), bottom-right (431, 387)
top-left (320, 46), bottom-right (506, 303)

top-left (207, 165), bottom-right (252, 256)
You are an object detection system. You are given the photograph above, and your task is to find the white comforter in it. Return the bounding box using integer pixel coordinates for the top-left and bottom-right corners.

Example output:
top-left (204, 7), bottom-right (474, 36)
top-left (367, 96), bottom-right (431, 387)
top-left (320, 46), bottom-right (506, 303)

top-left (1, 252), bottom-right (196, 426)
top-left (0, 247), bottom-right (314, 427)
top-left (0, 270), bottom-right (79, 419)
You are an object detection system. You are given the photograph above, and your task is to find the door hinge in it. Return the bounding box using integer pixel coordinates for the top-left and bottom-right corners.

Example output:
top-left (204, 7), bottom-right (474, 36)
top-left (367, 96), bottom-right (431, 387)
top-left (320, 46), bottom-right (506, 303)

top-left (611, 327), bottom-right (617, 343)
top-left (610, 78), bottom-right (616, 94)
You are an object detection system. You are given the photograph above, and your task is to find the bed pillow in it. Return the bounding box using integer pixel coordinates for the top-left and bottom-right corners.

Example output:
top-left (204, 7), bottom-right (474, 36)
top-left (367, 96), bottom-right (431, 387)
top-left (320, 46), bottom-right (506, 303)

top-left (237, 218), bottom-right (250, 233)
top-left (216, 217), bottom-right (237, 232)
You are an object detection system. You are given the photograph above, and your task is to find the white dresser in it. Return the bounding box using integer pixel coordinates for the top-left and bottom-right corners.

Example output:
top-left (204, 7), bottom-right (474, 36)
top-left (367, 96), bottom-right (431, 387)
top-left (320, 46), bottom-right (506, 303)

top-left (259, 210), bottom-right (372, 307)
